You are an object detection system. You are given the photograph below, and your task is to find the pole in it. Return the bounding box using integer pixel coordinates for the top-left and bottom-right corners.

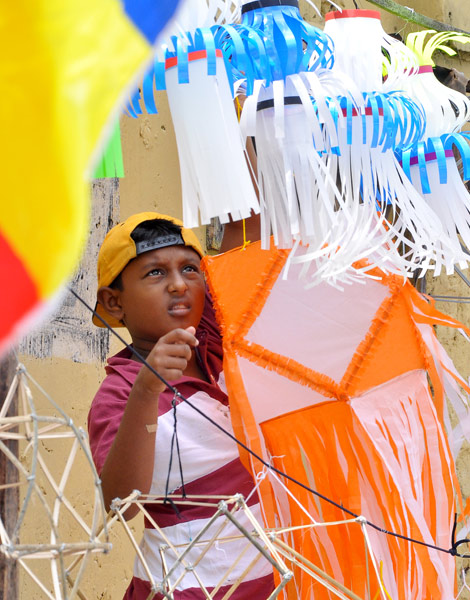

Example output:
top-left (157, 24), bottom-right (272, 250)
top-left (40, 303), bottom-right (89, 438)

top-left (0, 352), bottom-right (18, 600)
top-left (366, 0), bottom-right (470, 34)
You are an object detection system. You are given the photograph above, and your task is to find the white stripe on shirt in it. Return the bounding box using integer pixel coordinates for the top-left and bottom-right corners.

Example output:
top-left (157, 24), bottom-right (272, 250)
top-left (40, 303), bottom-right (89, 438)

top-left (151, 390), bottom-right (238, 496)
top-left (134, 502), bottom-right (273, 589)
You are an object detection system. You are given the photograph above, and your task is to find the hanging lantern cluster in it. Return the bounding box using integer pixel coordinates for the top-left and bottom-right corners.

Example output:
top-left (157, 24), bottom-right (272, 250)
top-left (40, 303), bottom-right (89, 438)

top-left (397, 30), bottom-right (470, 276)
top-left (129, 1), bottom-right (470, 285)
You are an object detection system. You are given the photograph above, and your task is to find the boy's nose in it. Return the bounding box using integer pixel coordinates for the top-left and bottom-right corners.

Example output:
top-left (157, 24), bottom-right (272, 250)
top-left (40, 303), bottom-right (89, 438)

top-left (168, 271), bottom-right (187, 293)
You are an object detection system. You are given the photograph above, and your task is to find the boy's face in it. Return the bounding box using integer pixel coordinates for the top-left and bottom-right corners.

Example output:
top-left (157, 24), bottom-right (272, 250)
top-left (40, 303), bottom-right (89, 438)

top-left (106, 244), bottom-right (205, 351)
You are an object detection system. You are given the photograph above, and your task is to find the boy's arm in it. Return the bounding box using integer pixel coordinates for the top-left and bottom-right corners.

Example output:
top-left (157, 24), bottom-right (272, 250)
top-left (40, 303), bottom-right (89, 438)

top-left (99, 327), bottom-right (198, 519)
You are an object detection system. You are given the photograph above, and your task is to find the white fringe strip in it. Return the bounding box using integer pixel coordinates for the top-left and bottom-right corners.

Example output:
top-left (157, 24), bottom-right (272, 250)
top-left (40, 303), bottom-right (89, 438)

top-left (323, 12), bottom-right (385, 92)
top-left (243, 78), bottom-right (447, 285)
top-left (402, 71), bottom-right (470, 138)
top-left (407, 157), bottom-right (470, 276)
top-left (165, 55), bottom-right (259, 227)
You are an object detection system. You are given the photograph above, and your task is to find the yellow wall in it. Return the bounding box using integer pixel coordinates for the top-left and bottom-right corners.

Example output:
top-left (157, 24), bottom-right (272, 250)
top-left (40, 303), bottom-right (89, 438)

top-left (16, 2), bottom-right (470, 598)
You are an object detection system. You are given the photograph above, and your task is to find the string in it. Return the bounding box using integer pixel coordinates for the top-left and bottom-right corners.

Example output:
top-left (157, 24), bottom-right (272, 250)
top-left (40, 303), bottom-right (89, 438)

top-left (235, 96), bottom-right (251, 252)
top-left (235, 96), bottom-right (243, 121)
top-left (69, 286), bottom-right (470, 559)
top-left (241, 218), bottom-right (250, 250)
top-left (372, 561), bottom-right (393, 600)
top-left (164, 393), bottom-right (186, 503)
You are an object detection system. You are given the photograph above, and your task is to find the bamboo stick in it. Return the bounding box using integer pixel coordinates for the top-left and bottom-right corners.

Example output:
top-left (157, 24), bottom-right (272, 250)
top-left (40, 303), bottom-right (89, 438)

top-left (365, 0), bottom-right (470, 35)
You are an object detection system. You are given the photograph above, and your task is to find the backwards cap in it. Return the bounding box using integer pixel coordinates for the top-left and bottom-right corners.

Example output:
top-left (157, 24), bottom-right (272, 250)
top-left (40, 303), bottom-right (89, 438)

top-left (93, 212), bottom-right (204, 328)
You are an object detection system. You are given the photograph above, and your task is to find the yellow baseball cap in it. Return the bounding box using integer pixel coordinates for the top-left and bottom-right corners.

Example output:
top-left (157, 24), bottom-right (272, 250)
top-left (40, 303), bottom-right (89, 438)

top-left (93, 212), bottom-right (204, 328)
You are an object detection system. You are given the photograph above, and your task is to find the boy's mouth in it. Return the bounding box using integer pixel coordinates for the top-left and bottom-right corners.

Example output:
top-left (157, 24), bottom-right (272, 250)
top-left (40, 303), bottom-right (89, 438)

top-left (168, 302), bottom-right (191, 316)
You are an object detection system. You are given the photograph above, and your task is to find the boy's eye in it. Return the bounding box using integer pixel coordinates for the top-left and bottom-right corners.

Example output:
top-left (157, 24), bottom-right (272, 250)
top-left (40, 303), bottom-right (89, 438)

top-left (182, 264), bottom-right (199, 273)
top-left (147, 268), bottom-right (164, 277)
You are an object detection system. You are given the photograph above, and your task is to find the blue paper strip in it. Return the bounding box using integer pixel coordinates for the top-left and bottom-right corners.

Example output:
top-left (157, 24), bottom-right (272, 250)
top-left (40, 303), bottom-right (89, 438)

top-left (417, 142), bottom-right (431, 194)
top-left (196, 28), bottom-right (217, 76)
top-left (369, 95), bottom-right (380, 149)
top-left (445, 133), bottom-right (470, 181)
top-left (176, 37), bottom-right (190, 84)
top-left (220, 3), bottom-right (335, 88)
top-left (128, 87), bottom-right (142, 117)
top-left (142, 68), bottom-right (157, 114)
top-left (428, 136), bottom-right (447, 184)
top-left (155, 59), bottom-right (166, 91)
top-left (346, 97), bottom-right (353, 146)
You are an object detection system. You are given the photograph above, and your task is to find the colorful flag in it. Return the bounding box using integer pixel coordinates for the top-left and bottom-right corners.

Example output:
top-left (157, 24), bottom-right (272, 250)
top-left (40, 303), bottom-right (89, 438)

top-left (0, 0), bottom-right (181, 353)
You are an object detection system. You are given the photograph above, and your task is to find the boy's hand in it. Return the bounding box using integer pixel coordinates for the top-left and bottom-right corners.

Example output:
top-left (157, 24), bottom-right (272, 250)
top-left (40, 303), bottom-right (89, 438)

top-left (134, 327), bottom-right (199, 396)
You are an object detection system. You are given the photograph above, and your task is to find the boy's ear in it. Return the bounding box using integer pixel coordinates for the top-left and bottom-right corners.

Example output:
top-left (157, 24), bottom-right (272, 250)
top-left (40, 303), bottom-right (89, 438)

top-left (96, 287), bottom-right (124, 321)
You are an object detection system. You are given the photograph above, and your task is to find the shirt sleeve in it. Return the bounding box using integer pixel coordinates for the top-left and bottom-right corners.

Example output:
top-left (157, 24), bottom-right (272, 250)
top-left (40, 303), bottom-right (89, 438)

top-left (88, 372), bottom-right (131, 475)
top-left (197, 288), bottom-right (224, 376)
top-left (198, 288), bottom-right (220, 338)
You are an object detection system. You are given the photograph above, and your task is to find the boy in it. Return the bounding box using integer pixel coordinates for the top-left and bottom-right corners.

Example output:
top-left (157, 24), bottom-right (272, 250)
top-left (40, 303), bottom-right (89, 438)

top-left (88, 212), bottom-right (273, 599)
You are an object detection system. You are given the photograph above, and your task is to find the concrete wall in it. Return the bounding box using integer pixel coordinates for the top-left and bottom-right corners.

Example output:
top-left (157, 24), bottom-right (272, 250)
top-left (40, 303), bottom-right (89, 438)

top-left (16, 2), bottom-right (470, 598)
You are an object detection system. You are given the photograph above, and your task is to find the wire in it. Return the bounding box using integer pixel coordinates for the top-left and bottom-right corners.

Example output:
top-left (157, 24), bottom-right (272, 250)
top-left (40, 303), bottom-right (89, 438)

top-left (164, 393), bottom-right (186, 501)
top-left (69, 287), bottom-right (470, 559)
top-left (432, 296), bottom-right (470, 304)
top-left (455, 266), bottom-right (470, 289)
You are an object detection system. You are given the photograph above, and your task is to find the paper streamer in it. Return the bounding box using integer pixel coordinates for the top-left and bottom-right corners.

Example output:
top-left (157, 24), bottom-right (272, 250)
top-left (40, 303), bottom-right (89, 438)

top-left (166, 52), bottom-right (259, 227)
